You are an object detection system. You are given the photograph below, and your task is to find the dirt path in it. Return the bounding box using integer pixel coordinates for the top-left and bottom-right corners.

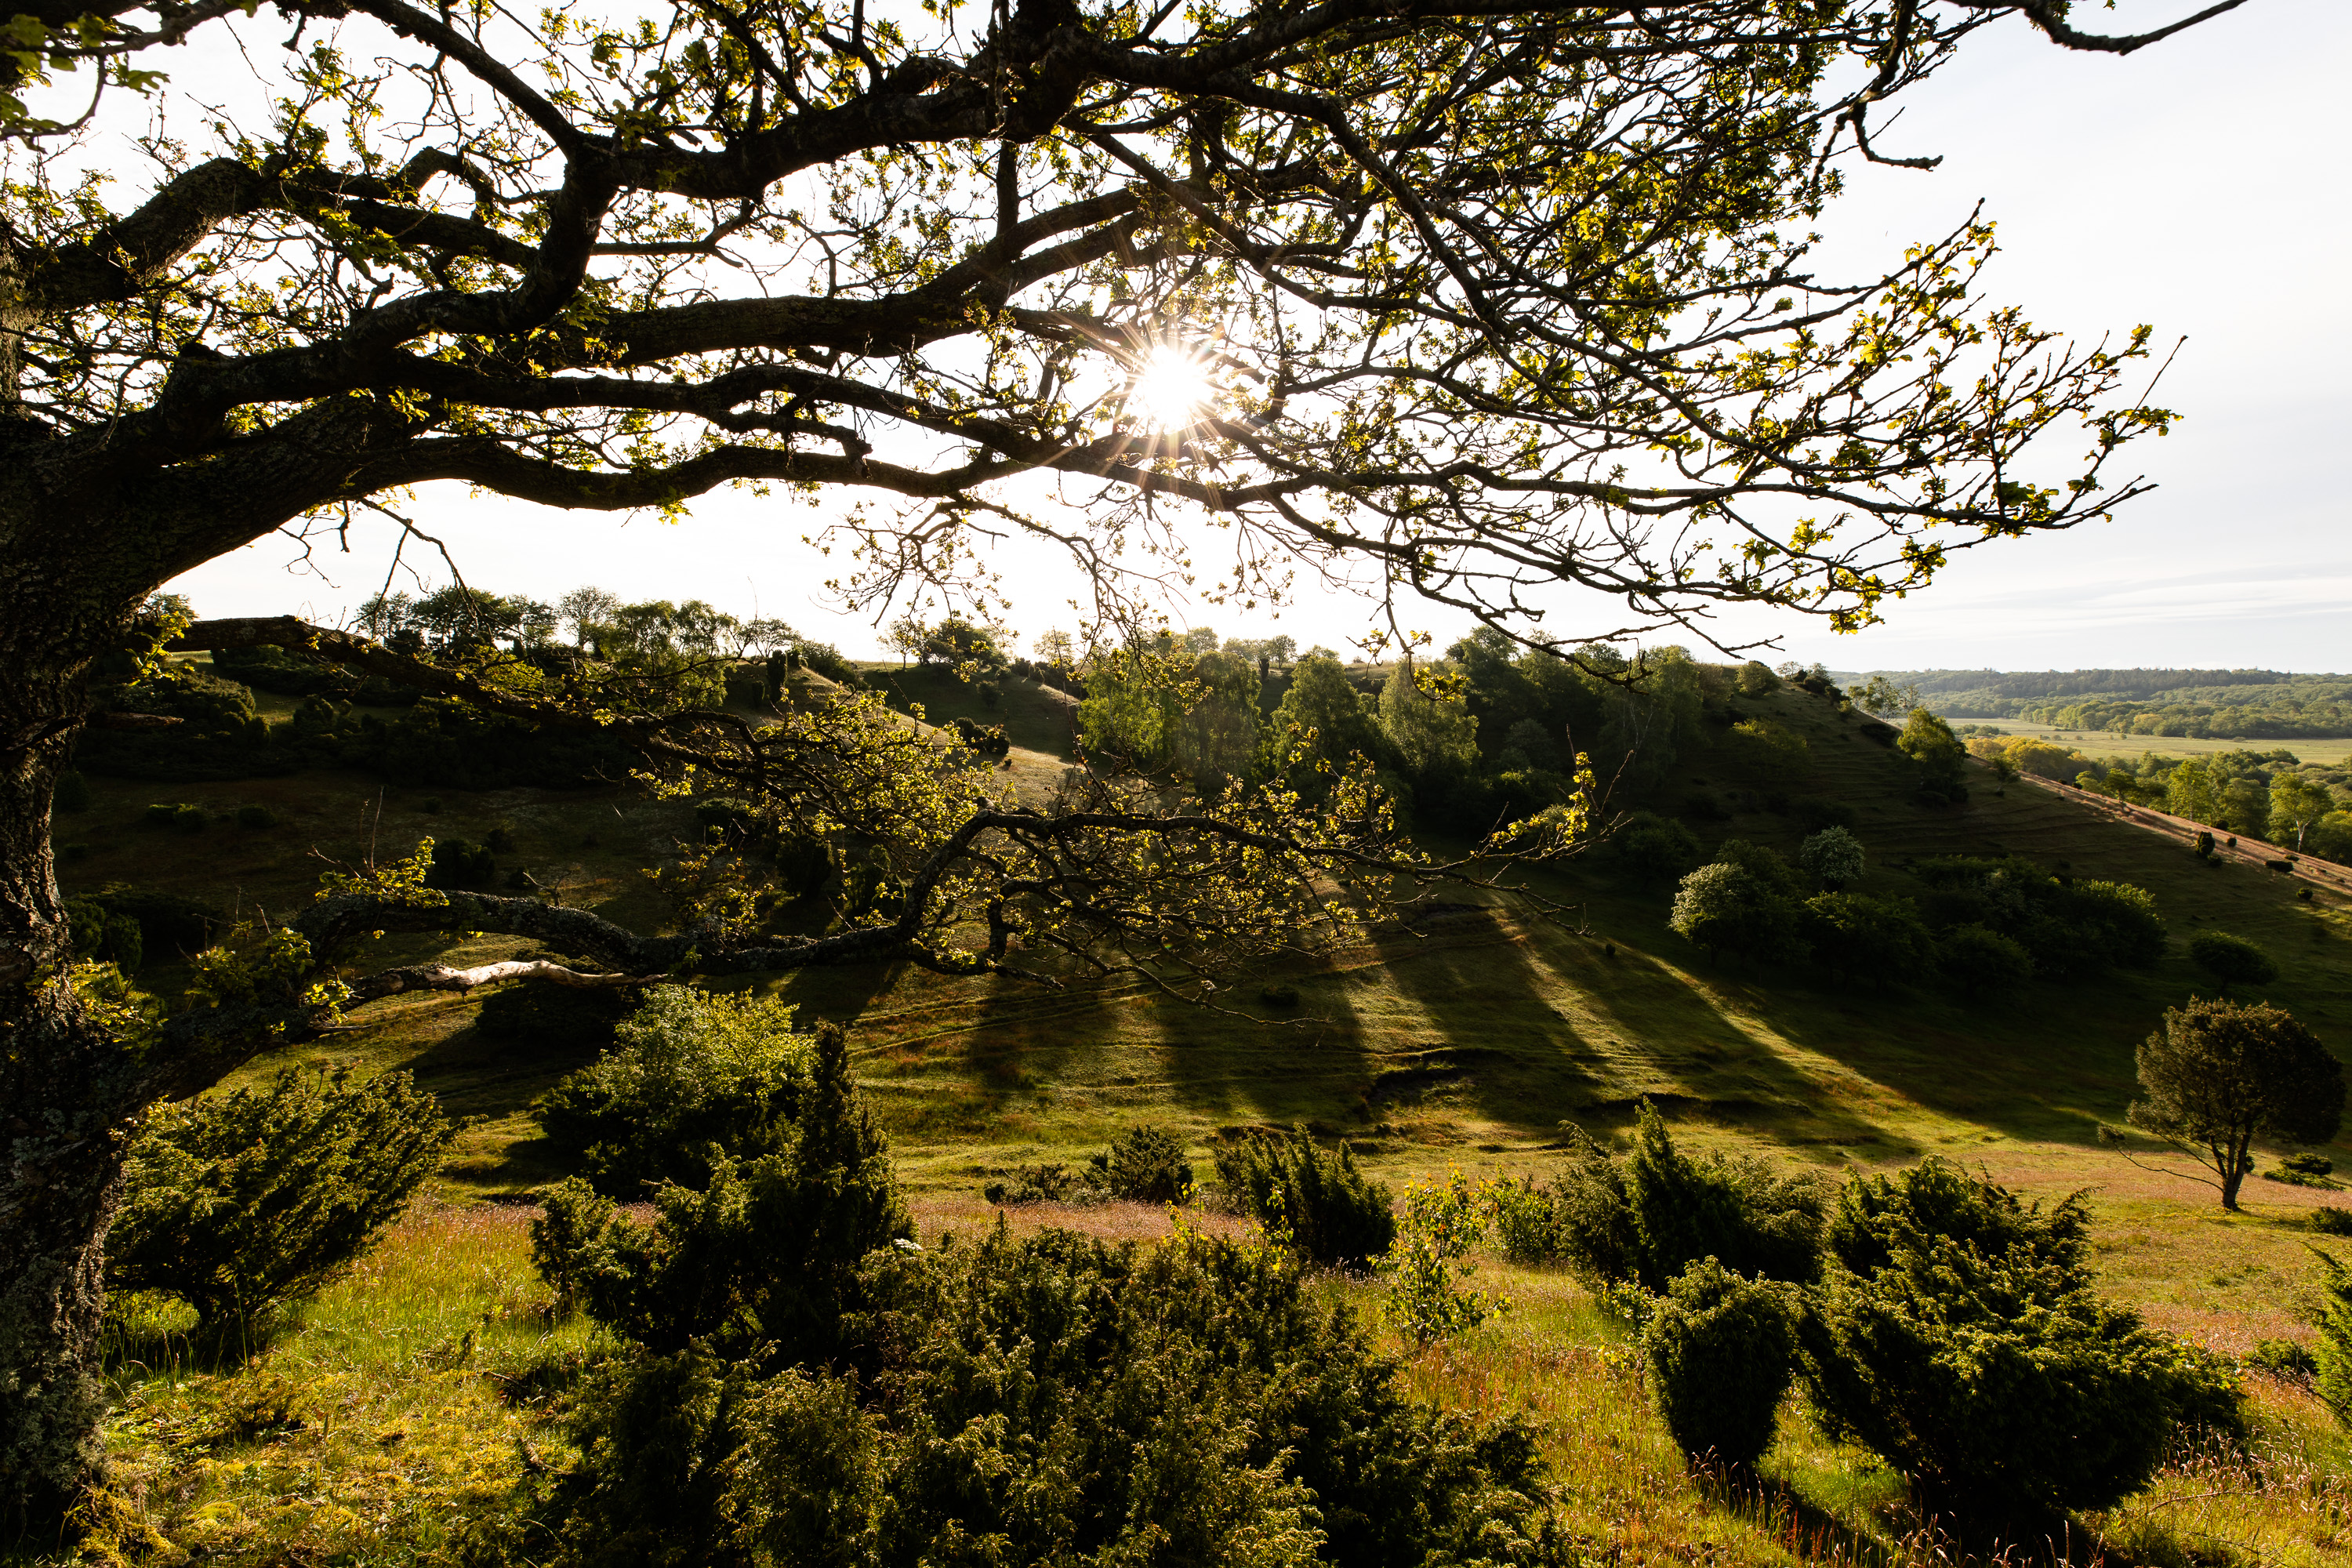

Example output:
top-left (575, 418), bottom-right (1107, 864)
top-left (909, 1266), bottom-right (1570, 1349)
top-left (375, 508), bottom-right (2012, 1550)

top-left (2021, 773), bottom-right (2352, 897)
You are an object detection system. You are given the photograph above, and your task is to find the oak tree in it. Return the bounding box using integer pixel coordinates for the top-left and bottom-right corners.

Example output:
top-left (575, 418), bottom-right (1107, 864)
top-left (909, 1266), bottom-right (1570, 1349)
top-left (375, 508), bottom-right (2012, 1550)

top-left (0, 0), bottom-right (2246, 1530)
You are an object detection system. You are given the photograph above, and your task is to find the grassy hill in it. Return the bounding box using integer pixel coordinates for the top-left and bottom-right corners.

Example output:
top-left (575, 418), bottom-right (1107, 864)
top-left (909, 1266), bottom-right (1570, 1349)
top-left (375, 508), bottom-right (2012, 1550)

top-left (49, 663), bottom-right (2352, 1566)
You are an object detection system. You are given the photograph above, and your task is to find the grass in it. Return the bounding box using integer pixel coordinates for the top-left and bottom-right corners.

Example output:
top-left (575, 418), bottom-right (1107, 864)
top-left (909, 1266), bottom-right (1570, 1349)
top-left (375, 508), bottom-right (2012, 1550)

top-left (34, 662), bottom-right (2352, 1563)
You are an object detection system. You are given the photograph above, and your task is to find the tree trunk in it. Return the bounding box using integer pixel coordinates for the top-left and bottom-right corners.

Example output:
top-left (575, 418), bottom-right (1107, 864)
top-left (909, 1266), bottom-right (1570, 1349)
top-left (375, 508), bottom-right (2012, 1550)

top-left (2219, 1138), bottom-right (2249, 1211)
top-left (0, 560), bottom-right (150, 1537)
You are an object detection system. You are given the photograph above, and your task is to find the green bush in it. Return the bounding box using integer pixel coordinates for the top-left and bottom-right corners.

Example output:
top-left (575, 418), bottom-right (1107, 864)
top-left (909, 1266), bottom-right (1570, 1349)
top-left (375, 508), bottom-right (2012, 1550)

top-left (64, 895), bottom-right (144, 971)
top-left (2314, 1207), bottom-right (2352, 1237)
top-left (1936, 923), bottom-right (2034, 999)
top-left (529, 1018), bottom-right (909, 1360)
top-left (1544, 1102), bottom-right (1823, 1292)
top-left (1610, 811), bottom-right (1702, 882)
top-left (52, 769), bottom-right (91, 813)
top-left (1211, 1127), bottom-right (1396, 1269)
top-left (1910, 855), bottom-right (2165, 981)
top-left (1088, 1123), bottom-right (1194, 1203)
top-left (423, 835), bottom-right (496, 889)
top-left (1668, 862), bottom-right (1807, 965)
top-left (532, 986), bottom-right (813, 1196)
top-left (474, 981), bottom-right (628, 1051)
top-left (521, 1225), bottom-right (1557, 1568)
top-left (2315, 1250), bottom-right (2352, 1428)
top-left (234, 804), bottom-right (277, 829)
top-left (1802, 1159), bottom-right (2245, 1525)
top-left (2187, 929), bottom-right (2278, 989)
top-left (107, 1068), bottom-right (454, 1338)
top-left (1645, 1258), bottom-right (1795, 1471)
top-left (1802, 893), bottom-right (1933, 987)
top-left (1797, 826), bottom-right (1865, 889)
top-left (981, 1161), bottom-right (1084, 1205)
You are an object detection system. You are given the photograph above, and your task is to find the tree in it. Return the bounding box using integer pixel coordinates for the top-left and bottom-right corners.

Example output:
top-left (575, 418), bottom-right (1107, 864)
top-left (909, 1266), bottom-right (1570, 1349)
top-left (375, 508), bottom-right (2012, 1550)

top-left (1670, 862), bottom-right (1807, 967)
top-left (1260, 652), bottom-right (1384, 792)
top-left (0, 0), bottom-right (2244, 1530)
top-left (2129, 999), bottom-right (2347, 1210)
top-left (1896, 710), bottom-right (1971, 803)
top-left (1848, 676), bottom-right (1923, 718)
top-left (1798, 826), bottom-right (1866, 890)
top-left (1377, 659), bottom-right (1480, 786)
top-left (2271, 774), bottom-right (2335, 851)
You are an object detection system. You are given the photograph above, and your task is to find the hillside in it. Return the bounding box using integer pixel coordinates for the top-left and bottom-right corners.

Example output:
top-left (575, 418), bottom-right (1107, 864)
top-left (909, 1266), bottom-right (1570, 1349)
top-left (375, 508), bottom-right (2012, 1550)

top-left (1849, 664), bottom-right (2352, 739)
top-left (56, 662), bottom-right (2352, 1566)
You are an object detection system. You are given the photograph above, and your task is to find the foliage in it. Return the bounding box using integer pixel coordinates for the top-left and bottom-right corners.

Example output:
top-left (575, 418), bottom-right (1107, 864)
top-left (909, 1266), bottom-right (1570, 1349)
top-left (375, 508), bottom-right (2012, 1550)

top-left (1382, 1171), bottom-right (1508, 1347)
top-left (529, 1018), bottom-right (909, 1360)
top-left (1539, 1104), bottom-right (1823, 1292)
top-left (2314, 1250), bottom-right (2352, 1428)
top-left (1935, 924), bottom-right (2036, 1000)
top-left (1668, 861), bottom-right (1806, 966)
top-left (1212, 1128), bottom-right (1396, 1269)
top-left (65, 895), bottom-right (144, 971)
top-left (2129, 997), bottom-right (2346, 1209)
top-left (1087, 1123), bottom-right (1196, 1204)
top-left (532, 987), bottom-right (815, 1197)
top-left (1803, 1159), bottom-right (2245, 1524)
top-left (234, 804), bottom-right (277, 829)
top-left (982, 1162), bottom-right (1090, 1206)
top-left (1722, 717), bottom-right (1808, 786)
top-left (423, 836), bottom-right (499, 891)
top-left (1907, 854), bottom-right (2165, 980)
top-left (1610, 811), bottom-right (1702, 883)
top-left (1643, 1259), bottom-right (1795, 1472)
top-left (107, 1069), bottom-right (453, 1336)
top-left (1896, 710), bottom-right (1971, 804)
top-left (524, 1225), bottom-right (1555, 1568)
top-left (1796, 826), bottom-right (1865, 889)
top-left (1802, 893), bottom-right (1934, 987)
top-left (77, 666), bottom-right (297, 782)
top-left (2187, 930), bottom-right (2279, 989)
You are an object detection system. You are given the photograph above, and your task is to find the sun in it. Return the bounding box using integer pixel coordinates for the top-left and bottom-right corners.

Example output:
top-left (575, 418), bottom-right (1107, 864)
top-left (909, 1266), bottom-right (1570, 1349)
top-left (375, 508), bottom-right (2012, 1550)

top-left (1124, 345), bottom-right (1217, 432)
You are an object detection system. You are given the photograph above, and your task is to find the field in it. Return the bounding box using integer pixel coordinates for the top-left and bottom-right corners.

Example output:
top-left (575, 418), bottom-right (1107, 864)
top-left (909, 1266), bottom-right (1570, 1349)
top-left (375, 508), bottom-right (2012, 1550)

top-left (41, 664), bottom-right (2352, 1566)
top-left (1943, 717), bottom-right (2352, 766)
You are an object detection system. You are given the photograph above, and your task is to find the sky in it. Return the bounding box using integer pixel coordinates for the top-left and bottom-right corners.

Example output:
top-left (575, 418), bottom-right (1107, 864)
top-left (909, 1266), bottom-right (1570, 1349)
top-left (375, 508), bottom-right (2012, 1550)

top-left (159, 1), bottom-right (2350, 676)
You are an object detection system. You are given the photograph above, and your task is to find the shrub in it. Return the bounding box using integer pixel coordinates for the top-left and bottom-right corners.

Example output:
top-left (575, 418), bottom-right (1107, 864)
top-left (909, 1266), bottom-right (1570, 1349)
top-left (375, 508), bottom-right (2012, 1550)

top-left (2187, 930), bottom-right (2278, 989)
top-left (486, 824), bottom-right (518, 854)
top-left (1936, 923), bottom-right (2034, 1000)
top-left (530, 1179), bottom-right (616, 1316)
top-left (474, 982), bottom-right (628, 1051)
top-left (1260, 981), bottom-right (1301, 1007)
top-left (107, 1068), bottom-right (454, 1338)
top-left (1669, 861), bottom-right (1807, 965)
top-left (2285, 1152), bottom-right (2335, 1178)
top-left (1797, 825), bottom-right (1865, 888)
top-left (528, 1226), bottom-right (1555, 1568)
top-left (1382, 1171), bottom-right (1506, 1346)
top-left (1087, 1123), bottom-right (1194, 1203)
top-left (531, 1018), bottom-right (909, 1360)
top-left (1212, 1127), bottom-right (1396, 1269)
top-left (52, 769), bottom-right (91, 813)
top-left (2318, 1250), bottom-right (2352, 1428)
top-left (2315, 1207), bottom-right (2352, 1237)
top-left (981, 1161), bottom-right (1085, 1205)
top-left (1802, 893), bottom-right (1933, 986)
top-left (2250, 1337), bottom-right (2317, 1379)
top-left (1791, 797), bottom-right (1857, 834)
top-left (64, 895), bottom-right (144, 971)
top-left (1908, 855), bottom-right (2165, 981)
top-left (531, 985), bottom-right (813, 1196)
top-left (1645, 1258), bottom-right (1795, 1471)
top-left (1802, 1159), bottom-right (2245, 1524)
top-left (1489, 1177), bottom-right (1574, 1265)
top-left (234, 803), bottom-right (277, 829)
top-left (423, 835), bottom-right (497, 889)
top-left (1610, 811), bottom-right (1702, 882)
top-left (1544, 1102), bottom-right (1823, 1291)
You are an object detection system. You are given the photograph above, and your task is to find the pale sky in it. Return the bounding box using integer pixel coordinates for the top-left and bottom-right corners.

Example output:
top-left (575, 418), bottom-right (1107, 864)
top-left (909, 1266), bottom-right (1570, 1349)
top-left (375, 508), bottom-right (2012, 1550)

top-left (162, 2), bottom-right (2350, 674)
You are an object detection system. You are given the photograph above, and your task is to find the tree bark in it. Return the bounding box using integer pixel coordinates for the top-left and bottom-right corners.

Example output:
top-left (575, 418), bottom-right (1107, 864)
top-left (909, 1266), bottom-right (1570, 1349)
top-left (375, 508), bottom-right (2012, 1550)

top-left (0, 559), bottom-right (148, 1534)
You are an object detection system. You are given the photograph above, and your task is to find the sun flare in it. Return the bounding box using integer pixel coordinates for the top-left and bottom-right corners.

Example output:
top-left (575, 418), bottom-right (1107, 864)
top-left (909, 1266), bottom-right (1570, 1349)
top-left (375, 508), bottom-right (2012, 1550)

top-left (1124, 347), bottom-right (1217, 432)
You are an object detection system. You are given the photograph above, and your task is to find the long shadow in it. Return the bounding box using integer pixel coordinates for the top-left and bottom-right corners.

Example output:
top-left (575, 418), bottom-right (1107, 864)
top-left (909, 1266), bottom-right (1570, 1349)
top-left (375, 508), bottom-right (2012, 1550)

top-left (1363, 906), bottom-right (1611, 1137)
top-left (1142, 949), bottom-right (1386, 1137)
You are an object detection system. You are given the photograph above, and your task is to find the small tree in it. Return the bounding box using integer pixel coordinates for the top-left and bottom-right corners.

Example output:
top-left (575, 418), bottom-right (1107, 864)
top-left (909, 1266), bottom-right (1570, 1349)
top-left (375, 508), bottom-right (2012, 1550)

top-left (1087, 1124), bottom-right (1195, 1204)
top-left (1382, 1171), bottom-right (1508, 1347)
top-left (1211, 1128), bottom-right (1396, 1269)
top-left (1897, 710), bottom-right (1971, 804)
top-left (1670, 862), bottom-right (1807, 966)
top-left (2129, 999), bottom-right (2346, 1210)
top-left (1610, 811), bottom-right (1703, 884)
top-left (1645, 1258), bottom-right (1795, 1472)
top-left (1936, 924), bottom-right (2035, 1001)
top-left (2187, 931), bottom-right (2280, 992)
top-left (1798, 826), bottom-right (1866, 890)
top-left (1803, 893), bottom-right (1935, 988)
top-left (107, 1068), bottom-right (454, 1339)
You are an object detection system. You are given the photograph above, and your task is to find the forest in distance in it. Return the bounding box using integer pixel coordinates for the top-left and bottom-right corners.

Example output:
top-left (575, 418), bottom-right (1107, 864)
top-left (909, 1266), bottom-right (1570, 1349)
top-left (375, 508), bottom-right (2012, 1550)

top-left (1846, 667), bottom-right (2352, 742)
